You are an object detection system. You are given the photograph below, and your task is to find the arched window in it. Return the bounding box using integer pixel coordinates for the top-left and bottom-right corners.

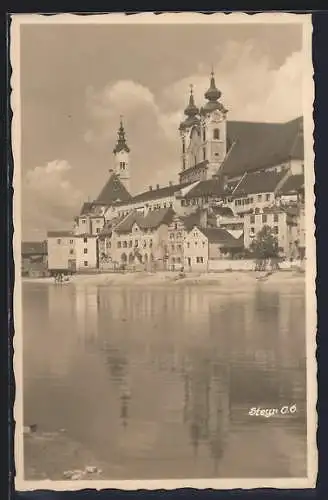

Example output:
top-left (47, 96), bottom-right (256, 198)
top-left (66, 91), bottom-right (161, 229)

top-left (213, 128), bottom-right (220, 140)
top-left (203, 128), bottom-right (206, 142)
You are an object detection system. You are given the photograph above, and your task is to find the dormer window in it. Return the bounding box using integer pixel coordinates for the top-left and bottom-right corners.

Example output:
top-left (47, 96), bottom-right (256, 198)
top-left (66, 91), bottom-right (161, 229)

top-left (213, 128), bottom-right (220, 140)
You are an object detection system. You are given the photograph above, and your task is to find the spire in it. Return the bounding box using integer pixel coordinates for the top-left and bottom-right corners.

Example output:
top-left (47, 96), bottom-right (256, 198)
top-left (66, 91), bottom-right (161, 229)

top-left (179, 85), bottom-right (200, 131)
top-left (113, 116), bottom-right (130, 154)
top-left (204, 70), bottom-right (221, 102)
top-left (201, 69), bottom-right (227, 115)
top-left (184, 84), bottom-right (199, 117)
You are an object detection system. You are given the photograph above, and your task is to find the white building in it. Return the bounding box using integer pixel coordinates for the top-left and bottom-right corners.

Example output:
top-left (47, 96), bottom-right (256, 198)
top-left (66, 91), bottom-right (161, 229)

top-left (47, 230), bottom-right (76, 274)
top-left (75, 234), bottom-right (98, 271)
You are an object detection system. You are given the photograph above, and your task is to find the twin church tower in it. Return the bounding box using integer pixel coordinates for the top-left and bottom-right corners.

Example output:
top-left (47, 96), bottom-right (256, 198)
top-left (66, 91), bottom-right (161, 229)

top-left (112, 71), bottom-right (227, 193)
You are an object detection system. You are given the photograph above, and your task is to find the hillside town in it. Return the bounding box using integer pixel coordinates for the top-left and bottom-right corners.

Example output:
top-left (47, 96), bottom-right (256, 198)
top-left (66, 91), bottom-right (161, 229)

top-left (22, 72), bottom-right (305, 278)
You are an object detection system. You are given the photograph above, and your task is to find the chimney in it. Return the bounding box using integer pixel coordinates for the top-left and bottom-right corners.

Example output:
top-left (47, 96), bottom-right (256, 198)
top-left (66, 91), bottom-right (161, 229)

top-left (156, 184), bottom-right (160, 190)
top-left (199, 209), bottom-right (208, 229)
top-left (149, 185), bottom-right (153, 191)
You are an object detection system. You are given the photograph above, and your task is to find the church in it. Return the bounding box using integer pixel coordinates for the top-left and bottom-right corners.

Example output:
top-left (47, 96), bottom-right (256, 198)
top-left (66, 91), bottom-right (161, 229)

top-left (47, 71), bottom-right (305, 273)
top-left (85, 70), bottom-right (304, 218)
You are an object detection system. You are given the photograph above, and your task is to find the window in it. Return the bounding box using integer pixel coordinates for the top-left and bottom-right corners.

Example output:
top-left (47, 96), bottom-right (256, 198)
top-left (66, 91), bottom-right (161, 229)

top-left (57, 239), bottom-right (61, 244)
top-left (182, 142), bottom-right (185, 154)
top-left (172, 257), bottom-right (176, 264)
top-left (96, 228), bottom-right (100, 233)
top-left (266, 194), bottom-right (270, 201)
top-left (250, 227), bottom-right (255, 234)
top-left (178, 244), bottom-right (182, 251)
top-left (203, 148), bottom-right (206, 161)
top-left (213, 128), bottom-right (220, 140)
top-left (257, 194), bottom-right (262, 202)
top-left (81, 219), bottom-right (86, 224)
top-left (181, 199), bottom-right (186, 207)
top-left (196, 257), bottom-right (204, 263)
top-left (170, 233), bottom-right (174, 239)
top-left (84, 248), bottom-right (88, 254)
top-left (255, 208), bottom-right (260, 214)
top-left (262, 214), bottom-right (267, 223)
top-left (143, 240), bottom-right (147, 248)
top-left (84, 261), bottom-right (88, 267)
top-left (273, 226), bottom-right (279, 234)
top-left (177, 232), bottom-right (182, 238)
top-left (250, 215), bottom-right (255, 224)
top-left (195, 241), bottom-right (198, 247)
top-left (117, 241), bottom-right (121, 248)
top-left (187, 242), bottom-right (190, 248)
top-left (123, 241), bottom-right (127, 248)
top-left (69, 239), bottom-right (74, 244)
top-left (69, 249), bottom-right (74, 255)
top-left (250, 197), bottom-right (254, 204)
top-left (202, 241), bottom-right (206, 247)
top-left (163, 203), bottom-right (167, 208)
top-left (274, 214), bottom-right (279, 223)
top-left (120, 161), bottom-right (126, 170)
top-left (129, 240), bottom-right (132, 248)
top-left (203, 129), bottom-right (206, 141)
top-left (83, 237), bottom-right (88, 243)
top-left (177, 257), bottom-right (181, 264)
top-left (149, 240), bottom-right (153, 248)
top-left (108, 242), bottom-right (112, 249)
top-left (171, 244), bottom-right (175, 251)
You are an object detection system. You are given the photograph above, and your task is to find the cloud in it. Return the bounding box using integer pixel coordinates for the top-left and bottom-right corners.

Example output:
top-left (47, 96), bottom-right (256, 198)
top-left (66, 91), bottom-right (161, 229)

top-left (160, 44), bottom-right (303, 123)
top-left (84, 41), bottom-right (303, 196)
top-left (22, 160), bottom-right (84, 239)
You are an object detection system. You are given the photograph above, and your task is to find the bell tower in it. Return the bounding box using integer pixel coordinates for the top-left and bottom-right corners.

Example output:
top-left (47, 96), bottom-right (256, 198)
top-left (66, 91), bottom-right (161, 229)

top-left (113, 116), bottom-right (131, 193)
top-left (200, 71), bottom-right (228, 178)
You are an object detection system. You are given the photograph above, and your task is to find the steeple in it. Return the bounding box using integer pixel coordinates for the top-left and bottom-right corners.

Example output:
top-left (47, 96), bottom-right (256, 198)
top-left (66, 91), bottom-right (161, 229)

top-left (179, 85), bottom-right (200, 130)
top-left (113, 116), bottom-right (131, 194)
top-left (113, 116), bottom-right (130, 154)
top-left (202, 70), bottom-right (227, 115)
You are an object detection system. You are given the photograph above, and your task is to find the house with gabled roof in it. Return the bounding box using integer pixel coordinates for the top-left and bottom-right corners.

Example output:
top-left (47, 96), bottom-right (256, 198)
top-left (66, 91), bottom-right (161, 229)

top-left (21, 241), bottom-right (48, 277)
top-left (111, 207), bottom-right (175, 269)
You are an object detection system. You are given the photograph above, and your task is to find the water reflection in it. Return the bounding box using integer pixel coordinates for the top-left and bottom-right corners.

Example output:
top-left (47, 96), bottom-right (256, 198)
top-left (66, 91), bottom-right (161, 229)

top-left (23, 281), bottom-right (306, 479)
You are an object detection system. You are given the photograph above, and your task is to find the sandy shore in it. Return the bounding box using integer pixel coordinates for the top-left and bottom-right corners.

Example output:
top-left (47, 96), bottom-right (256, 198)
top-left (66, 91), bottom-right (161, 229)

top-left (22, 269), bottom-right (305, 290)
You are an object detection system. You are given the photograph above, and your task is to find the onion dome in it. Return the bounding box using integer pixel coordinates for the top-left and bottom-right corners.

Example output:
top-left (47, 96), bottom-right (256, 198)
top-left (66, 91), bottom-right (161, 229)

top-left (113, 117), bottom-right (130, 154)
top-left (204, 71), bottom-right (221, 102)
top-left (201, 71), bottom-right (227, 115)
top-left (180, 85), bottom-right (200, 129)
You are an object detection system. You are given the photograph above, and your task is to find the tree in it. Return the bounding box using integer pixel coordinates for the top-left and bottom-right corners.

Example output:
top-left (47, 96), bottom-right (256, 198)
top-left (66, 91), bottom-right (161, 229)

top-left (249, 225), bottom-right (281, 271)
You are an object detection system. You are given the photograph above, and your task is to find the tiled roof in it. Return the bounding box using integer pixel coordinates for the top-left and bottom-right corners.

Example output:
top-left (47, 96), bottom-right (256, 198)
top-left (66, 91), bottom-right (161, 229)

top-left (184, 179), bottom-right (225, 199)
top-left (232, 170), bottom-right (287, 197)
top-left (47, 230), bottom-right (74, 238)
top-left (179, 160), bottom-right (209, 177)
top-left (181, 210), bottom-right (217, 230)
top-left (21, 241), bottom-right (47, 256)
top-left (132, 182), bottom-right (191, 203)
top-left (278, 174), bottom-right (304, 194)
top-left (222, 117), bottom-right (303, 177)
top-left (95, 173), bottom-right (132, 205)
top-left (115, 208), bottom-right (175, 233)
top-left (80, 202), bottom-right (93, 215)
top-left (199, 228), bottom-right (244, 247)
top-left (211, 206), bottom-right (234, 217)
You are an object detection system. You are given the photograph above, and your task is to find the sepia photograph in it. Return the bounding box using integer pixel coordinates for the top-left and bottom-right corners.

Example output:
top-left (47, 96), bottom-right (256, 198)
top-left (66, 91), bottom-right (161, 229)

top-left (11, 12), bottom-right (316, 491)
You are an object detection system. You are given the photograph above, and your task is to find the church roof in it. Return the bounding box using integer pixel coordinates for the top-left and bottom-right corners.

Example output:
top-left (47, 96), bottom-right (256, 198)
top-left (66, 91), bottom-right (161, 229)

top-left (232, 170), bottom-right (287, 197)
top-left (132, 182), bottom-right (191, 203)
top-left (222, 117), bottom-right (304, 178)
top-left (95, 173), bottom-right (132, 205)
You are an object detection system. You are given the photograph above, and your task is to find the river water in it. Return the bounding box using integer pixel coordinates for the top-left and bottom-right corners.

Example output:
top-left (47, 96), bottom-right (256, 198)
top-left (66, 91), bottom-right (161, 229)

top-left (23, 281), bottom-right (307, 480)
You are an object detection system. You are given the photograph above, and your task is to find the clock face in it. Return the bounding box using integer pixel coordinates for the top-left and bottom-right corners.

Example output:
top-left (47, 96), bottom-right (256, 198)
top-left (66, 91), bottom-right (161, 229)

top-left (212, 110), bottom-right (222, 122)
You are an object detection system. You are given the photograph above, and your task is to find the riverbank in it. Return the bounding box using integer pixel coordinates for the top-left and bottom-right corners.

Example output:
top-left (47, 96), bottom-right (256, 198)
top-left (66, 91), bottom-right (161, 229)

top-left (22, 269), bottom-right (306, 290)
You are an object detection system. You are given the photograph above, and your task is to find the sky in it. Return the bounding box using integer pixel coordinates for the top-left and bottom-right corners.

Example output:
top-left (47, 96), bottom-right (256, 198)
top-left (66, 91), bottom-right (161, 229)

top-left (19, 21), bottom-right (304, 241)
